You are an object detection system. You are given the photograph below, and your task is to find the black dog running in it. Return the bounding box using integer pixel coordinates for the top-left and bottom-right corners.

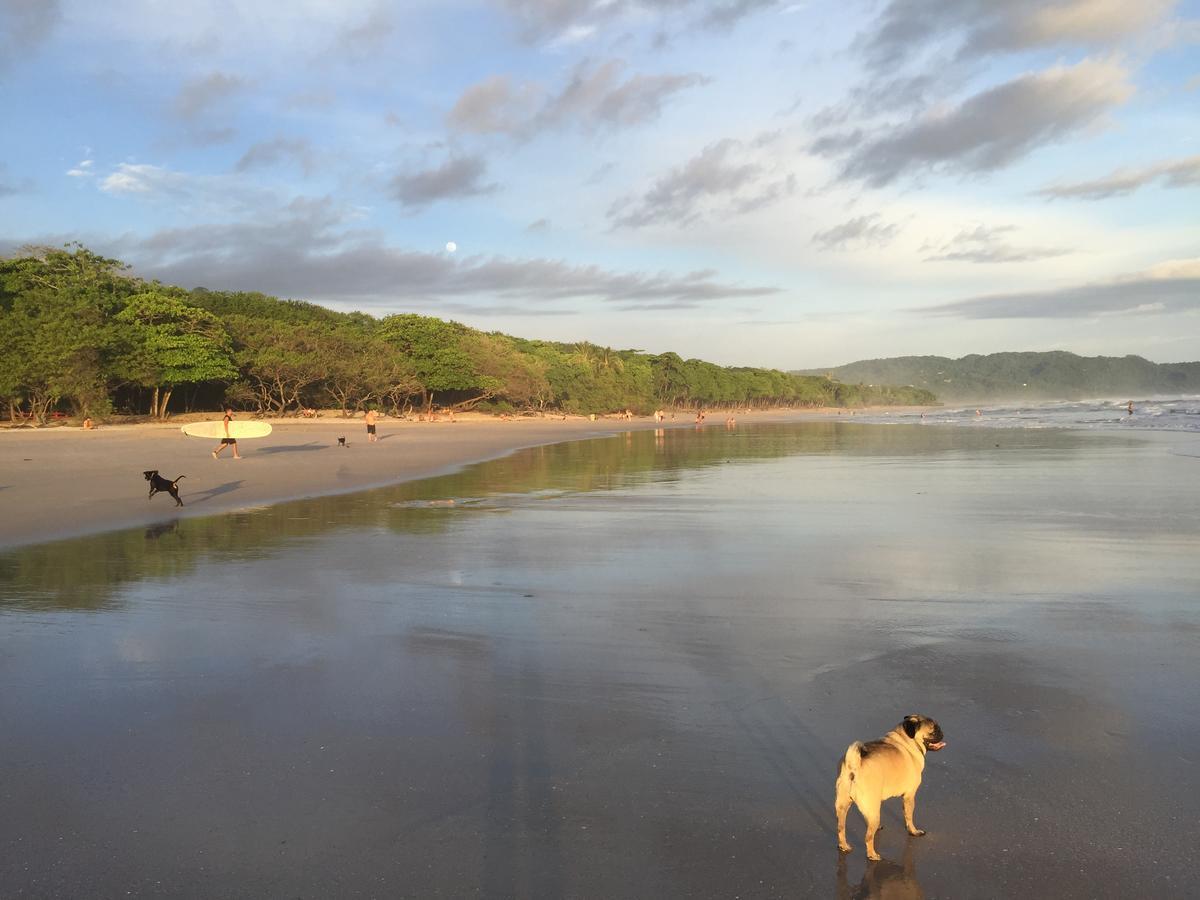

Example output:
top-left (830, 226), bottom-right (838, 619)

top-left (144, 470), bottom-right (186, 507)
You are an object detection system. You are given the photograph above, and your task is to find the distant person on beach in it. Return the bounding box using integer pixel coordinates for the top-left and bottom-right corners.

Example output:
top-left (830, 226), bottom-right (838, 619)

top-left (212, 407), bottom-right (242, 459)
top-left (82, 417), bottom-right (94, 430)
top-left (1128, 401), bottom-right (1134, 415)
top-left (364, 408), bottom-right (379, 443)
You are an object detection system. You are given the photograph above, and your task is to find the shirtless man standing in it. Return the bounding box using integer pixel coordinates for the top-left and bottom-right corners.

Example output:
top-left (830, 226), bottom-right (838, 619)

top-left (364, 408), bottom-right (379, 443)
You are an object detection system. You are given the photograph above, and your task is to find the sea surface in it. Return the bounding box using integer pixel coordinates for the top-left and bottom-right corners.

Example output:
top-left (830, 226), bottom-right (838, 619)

top-left (851, 395), bottom-right (1200, 432)
top-left (2, 421), bottom-right (1198, 898)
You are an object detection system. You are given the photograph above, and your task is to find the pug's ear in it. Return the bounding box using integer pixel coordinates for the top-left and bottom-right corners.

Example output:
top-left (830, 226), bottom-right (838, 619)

top-left (902, 715), bottom-right (920, 739)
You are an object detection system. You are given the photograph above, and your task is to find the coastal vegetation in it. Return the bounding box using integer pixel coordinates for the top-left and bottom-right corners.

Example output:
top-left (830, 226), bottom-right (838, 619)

top-left (0, 244), bottom-right (935, 423)
top-left (801, 352), bottom-right (1200, 402)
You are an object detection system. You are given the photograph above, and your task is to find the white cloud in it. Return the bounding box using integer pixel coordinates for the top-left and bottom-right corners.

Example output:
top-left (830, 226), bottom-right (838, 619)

top-left (389, 155), bottom-right (499, 209)
top-left (862, 0), bottom-right (1174, 70)
top-left (1037, 154), bottom-right (1200, 200)
top-left (0, 0), bottom-right (61, 73)
top-left (448, 60), bottom-right (707, 139)
top-left (812, 214), bottom-right (901, 251)
top-left (609, 135), bottom-right (795, 228)
top-left (817, 58), bottom-right (1134, 187)
top-left (498, 0), bottom-right (778, 42)
top-left (922, 224), bottom-right (1072, 263)
top-left (66, 159), bottom-right (94, 179)
top-left (921, 257), bottom-right (1200, 318)
top-left (79, 197), bottom-right (784, 313)
top-left (174, 72), bottom-right (247, 119)
top-left (235, 137), bottom-right (315, 174)
top-left (100, 163), bottom-right (190, 196)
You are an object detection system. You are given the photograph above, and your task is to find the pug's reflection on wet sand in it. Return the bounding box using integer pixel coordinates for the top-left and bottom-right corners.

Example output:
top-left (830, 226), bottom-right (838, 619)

top-left (836, 841), bottom-right (924, 900)
top-left (835, 715), bottom-right (946, 860)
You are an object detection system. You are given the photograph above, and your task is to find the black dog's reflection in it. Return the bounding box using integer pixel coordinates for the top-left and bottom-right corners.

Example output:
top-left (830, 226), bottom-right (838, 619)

top-left (144, 520), bottom-right (180, 540)
top-left (836, 839), bottom-right (924, 900)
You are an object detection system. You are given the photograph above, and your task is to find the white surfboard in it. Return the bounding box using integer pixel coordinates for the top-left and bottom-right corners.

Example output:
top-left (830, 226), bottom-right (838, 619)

top-left (181, 421), bottom-right (274, 439)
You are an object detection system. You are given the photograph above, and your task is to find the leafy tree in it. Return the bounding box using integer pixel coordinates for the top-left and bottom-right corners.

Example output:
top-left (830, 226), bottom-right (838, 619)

top-left (470, 333), bottom-right (550, 410)
top-left (378, 314), bottom-right (481, 410)
top-left (318, 324), bottom-right (423, 416)
top-left (114, 291), bottom-right (237, 417)
top-left (0, 244), bottom-right (133, 421)
top-left (649, 352), bottom-right (689, 408)
top-left (0, 243), bottom-right (942, 421)
top-left (227, 317), bottom-right (328, 415)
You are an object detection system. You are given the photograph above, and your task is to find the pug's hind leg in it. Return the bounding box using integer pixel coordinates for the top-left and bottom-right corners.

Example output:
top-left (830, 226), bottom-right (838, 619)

top-left (903, 791), bottom-right (925, 837)
top-left (836, 803), bottom-right (852, 853)
top-left (863, 805), bottom-right (882, 861)
top-left (835, 780), bottom-right (852, 853)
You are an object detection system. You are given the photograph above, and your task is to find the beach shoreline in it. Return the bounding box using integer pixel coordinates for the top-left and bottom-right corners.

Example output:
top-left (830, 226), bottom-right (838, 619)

top-left (0, 407), bottom-right (911, 550)
top-left (4, 417), bottom-right (1196, 897)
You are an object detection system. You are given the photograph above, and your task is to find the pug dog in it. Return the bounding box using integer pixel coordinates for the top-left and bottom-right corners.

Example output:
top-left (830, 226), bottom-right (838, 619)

top-left (836, 714), bottom-right (945, 860)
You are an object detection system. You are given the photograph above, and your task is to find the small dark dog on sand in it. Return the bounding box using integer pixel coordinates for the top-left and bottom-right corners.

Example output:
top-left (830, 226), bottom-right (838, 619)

top-left (144, 470), bottom-right (185, 506)
top-left (337, 436), bottom-right (347, 447)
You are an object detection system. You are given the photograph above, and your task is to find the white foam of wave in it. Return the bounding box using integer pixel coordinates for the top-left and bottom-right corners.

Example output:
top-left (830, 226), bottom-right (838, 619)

top-left (852, 397), bottom-right (1200, 432)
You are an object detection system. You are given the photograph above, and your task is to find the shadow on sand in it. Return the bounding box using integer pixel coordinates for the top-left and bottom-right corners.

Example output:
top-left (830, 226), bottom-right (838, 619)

top-left (254, 442), bottom-right (328, 455)
top-left (187, 480), bottom-right (245, 504)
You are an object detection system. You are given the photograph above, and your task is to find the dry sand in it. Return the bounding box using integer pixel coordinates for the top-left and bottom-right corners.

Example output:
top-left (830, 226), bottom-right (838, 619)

top-left (0, 408), bottom-right (882, 549)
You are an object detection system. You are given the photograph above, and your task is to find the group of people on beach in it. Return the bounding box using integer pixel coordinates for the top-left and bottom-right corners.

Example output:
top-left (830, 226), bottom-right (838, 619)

top-left (209, 407), bottom-right (382, 459)
top-left (200, 402), bottom-right (768, 463)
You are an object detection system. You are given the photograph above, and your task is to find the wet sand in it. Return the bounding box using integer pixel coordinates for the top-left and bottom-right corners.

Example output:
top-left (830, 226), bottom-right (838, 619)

top-left (0, 409), bottom-right (862, 549)
top-left (1, 423), bottom-right (1197, 897)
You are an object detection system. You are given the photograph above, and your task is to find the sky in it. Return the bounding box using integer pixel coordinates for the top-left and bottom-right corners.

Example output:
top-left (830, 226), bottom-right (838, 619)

top-left (1, 0), bottom-right (1198, 369)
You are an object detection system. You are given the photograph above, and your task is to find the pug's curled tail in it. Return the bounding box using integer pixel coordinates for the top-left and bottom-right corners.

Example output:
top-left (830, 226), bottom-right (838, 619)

top-left (840, 741), bottom-right (864, 783)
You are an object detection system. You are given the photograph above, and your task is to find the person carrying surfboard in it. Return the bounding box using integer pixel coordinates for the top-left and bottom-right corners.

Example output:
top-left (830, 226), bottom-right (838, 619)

top-left (212, 407), bottom-right (243, 459)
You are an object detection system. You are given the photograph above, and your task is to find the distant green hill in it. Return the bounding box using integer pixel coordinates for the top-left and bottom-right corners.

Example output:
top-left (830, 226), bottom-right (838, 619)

top-left (797, 352), bottom-right (1200, 403)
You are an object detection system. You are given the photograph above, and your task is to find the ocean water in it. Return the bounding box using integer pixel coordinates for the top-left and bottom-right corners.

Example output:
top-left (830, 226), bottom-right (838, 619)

top-left (851, 396), bottom-right (1200, 432)
top-left (1, 422), bottom-right (1198, 898)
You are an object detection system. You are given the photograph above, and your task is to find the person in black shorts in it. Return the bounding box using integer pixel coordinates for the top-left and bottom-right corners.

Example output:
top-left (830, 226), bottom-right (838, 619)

top-left (212, 407), bottom-right (242, 459)
top-left (364, 408), bottom-right (379, 443)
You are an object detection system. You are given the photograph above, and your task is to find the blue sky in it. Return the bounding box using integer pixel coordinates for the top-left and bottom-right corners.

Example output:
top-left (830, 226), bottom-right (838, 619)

top-left (1, 0), bottom-right (1197, 368)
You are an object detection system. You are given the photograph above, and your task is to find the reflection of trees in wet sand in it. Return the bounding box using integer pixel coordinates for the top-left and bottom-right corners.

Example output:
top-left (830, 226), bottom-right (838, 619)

top-left (0, 424), bottom-right (1113, 612)
top-left (404, 623), bottom-right (566, 897)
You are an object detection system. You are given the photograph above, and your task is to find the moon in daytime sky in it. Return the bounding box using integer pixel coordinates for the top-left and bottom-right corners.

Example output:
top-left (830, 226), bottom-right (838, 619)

top-left (445, 241), bottom-right (457, 253)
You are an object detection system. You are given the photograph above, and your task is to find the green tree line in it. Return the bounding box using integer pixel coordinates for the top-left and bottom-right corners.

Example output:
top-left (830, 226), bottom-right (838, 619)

top-left (1, 244), bottom-right (936, 423)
